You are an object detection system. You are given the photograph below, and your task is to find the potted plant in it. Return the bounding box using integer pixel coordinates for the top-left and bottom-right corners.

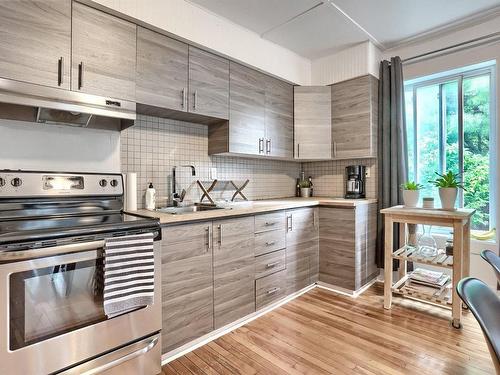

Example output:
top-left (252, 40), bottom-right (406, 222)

top-left (400, 181), bottom-right (423, 208)
top-left (299, 179), bottom-right (312, 198)
top-left (428, 171), bottom-right (465, 210)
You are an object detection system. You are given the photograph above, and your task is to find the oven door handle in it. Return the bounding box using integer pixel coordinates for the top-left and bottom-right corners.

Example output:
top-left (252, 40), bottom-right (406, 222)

top-left (0, 240), bottom-right (105, 263)
top-left (59, 334), bottom-right (159, 375)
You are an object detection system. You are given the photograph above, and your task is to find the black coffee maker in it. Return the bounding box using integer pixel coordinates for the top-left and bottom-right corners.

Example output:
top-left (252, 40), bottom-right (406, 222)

top-left (345, 165), bottom-right (366, 199)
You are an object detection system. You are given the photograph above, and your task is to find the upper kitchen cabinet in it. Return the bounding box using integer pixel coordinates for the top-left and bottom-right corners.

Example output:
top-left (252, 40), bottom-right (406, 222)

top-left (72, 2), bottom-right (136, 101)
top-left (208, 62), bottom-right (294, 159)
top-left (0, 0), bottom-right (71, 89)
top-left (228, 62), bottom-right (266, 155)
top-left (294, 86), bottom-right (332, 160)
top-left (188, 46), bottom-right (229, 119)
top-left (265, 77), bottom-right (294, 158)
top-left (136, 27), bottom-right (188, 111)
top-left (331, 75), bottom-right (378, 159)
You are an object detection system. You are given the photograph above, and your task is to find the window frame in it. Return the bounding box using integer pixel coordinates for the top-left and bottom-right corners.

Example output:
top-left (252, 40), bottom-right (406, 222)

top-left (404, 64), bottom-right (496, 231)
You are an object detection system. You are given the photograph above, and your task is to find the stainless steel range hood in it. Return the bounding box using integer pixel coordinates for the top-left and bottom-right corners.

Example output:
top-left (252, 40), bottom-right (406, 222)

top-left (0, 78), bottom-right (136, 130)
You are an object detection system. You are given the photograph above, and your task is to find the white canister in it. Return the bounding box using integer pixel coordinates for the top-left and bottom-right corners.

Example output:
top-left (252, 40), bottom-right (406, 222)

top-left (145, 182), bottom-right (156, 210)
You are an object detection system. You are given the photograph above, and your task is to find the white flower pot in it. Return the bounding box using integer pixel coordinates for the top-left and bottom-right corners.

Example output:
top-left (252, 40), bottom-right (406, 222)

top-left (300, 188), bottom-right (311, 197)
top-left (439, 188), bottom-right (458, 210)
top-left (402, 189), bottom-right (419, 208)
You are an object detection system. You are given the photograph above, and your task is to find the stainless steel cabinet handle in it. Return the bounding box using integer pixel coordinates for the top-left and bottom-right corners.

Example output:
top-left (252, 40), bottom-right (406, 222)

top-left (218, 224), bottom-right (222, 245)
top-left (297, 143), bottom-right (300, 158)
top-left (58, 57), bottom-right (63, 86)
top-left (286, 215), bottom-right (293, 232)
top-left (266, 139), bottom-right (271, 154)
top-left (181, 88), bottom-right (186, 108)
top-left (78, 62), bottom-right (84, 89)
top-left (266, 261), bottom-right (280, 269)
top-left (265, 222), bottom-right (276, 226)
top-left (265, 241), bottom-right (276, 246)
top-left (206, 227), bottom-right (211, 251)
top-left (266, 287), bottom-right (280, 295)
top-left (193, 90), bottom-right (197, 110)
top-left (333, 141), bottom-right (337, 157)
top-left (258, 138), bottom-right (264, 153)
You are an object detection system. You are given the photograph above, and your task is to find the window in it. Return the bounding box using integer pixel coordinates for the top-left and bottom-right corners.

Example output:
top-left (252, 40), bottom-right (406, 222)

top-left (404, 63), bottom-right (495, 231)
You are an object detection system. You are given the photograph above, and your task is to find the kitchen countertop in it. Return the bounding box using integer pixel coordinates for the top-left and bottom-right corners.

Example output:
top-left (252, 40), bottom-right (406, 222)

top-left (128, 197), bottom-right (377, 226)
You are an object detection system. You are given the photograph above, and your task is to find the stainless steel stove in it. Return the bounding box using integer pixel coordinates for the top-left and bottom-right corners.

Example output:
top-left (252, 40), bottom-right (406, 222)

top-left (0, 170), bottom-right (162, 375)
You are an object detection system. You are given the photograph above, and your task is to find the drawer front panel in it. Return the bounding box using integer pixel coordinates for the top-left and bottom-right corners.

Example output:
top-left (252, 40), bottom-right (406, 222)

top-left (255, 249), bottom-right (286, 279)
top-left (256, 269), bottom-right (287, 310)
top-left (255, 211), bottom-right (286, 233)
top-left (255, 229), bottom-right (286, 256)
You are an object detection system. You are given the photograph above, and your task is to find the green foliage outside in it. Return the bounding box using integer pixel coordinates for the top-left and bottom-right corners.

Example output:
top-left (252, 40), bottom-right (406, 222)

top-left (405, 74), bottom-right (491, 230)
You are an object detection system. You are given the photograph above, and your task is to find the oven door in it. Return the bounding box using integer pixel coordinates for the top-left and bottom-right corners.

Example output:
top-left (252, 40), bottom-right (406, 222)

top-left (0, 239), bottom-right (161, 375)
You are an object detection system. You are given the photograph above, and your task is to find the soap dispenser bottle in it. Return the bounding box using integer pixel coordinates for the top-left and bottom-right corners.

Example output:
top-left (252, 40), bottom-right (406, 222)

top-left (145, 182), bottom-right (156, 210)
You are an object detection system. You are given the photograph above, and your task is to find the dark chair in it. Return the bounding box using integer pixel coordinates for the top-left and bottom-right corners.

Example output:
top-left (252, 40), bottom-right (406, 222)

top-left (481, 250), bottom-right (500, 282)
top-left (457, 278), bottom-right (500, 374)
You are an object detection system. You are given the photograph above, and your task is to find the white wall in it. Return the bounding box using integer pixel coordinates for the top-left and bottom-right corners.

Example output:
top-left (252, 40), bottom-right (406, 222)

top-left (311, 41), bottom-right (382, 85)
top-left (89, 0), bottom-right (311, 85)
top-left (0, 120), bottom-right (120, 172)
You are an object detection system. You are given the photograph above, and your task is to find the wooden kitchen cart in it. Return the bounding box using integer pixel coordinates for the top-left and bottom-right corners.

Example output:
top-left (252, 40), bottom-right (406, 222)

top-left (380, 205), bottom-right (475, 328)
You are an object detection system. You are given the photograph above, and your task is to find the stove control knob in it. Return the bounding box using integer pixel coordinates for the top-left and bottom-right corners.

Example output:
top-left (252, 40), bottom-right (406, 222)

top-left (0, 177), bottom-right (5, 187)
top-left (110, 179), bottom-right (119, 187)
top-left (99, 179), bottom-right (107, 187)
top-left (11, 177), bottom-right (22, 187)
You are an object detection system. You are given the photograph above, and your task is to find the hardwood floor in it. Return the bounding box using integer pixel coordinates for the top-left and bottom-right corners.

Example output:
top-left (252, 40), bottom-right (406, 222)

top-left (161, 283), bottom-right (495, 375)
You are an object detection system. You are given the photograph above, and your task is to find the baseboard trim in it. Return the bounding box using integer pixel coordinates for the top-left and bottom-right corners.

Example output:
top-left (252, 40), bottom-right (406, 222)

top-left (317, 277), bottom-right (378, 298)
top-left (161, 283), bottom-right (316, 365)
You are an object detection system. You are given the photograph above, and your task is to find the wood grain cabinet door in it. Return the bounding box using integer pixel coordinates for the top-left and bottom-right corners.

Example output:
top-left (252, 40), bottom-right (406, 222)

top-left (285, 207), bottom-right (319, 294)
top-left (71, 2), bottom-right (136, 101)
top-left (213, 216), bottom-right (255, 328)
top-left (294, 86), bottom-right (332, 160)
top-left (265, 77), bottom-right (294, 158)
top-left (161, 223), bottom-right (214, 354)
top-left (229, 62), bottom-right (266, 155)
top-left (188, 46), bottom-right (229, 119)
top-left (331, 75), bottom-right (378, 159)
top-left (0, 0), bottom-right (71, 89)
top-left (136, 27), bottom-right (188, 111)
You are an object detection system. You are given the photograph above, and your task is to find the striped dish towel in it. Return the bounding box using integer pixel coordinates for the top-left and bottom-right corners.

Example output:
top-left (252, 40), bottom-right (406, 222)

top-left (103, 232), bottom-right (155, 317)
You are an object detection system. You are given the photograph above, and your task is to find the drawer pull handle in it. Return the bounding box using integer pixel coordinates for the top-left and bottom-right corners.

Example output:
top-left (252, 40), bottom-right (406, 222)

top-left (266, 287), bottom-right (281, 295)
top-left (265, 241), bottom-right (276, 246)
top-left (265, 222), bottom-right (276, 226)
top-left (266, 261), bottom-right (280, 268)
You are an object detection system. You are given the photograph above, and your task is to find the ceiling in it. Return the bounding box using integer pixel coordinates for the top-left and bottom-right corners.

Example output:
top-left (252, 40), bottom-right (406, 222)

top-left (187, 0), bottom-right (500, 58)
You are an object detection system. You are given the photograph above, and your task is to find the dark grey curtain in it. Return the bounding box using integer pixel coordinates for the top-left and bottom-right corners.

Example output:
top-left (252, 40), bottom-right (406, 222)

top-left (376, 56), bottom-right (408, 268)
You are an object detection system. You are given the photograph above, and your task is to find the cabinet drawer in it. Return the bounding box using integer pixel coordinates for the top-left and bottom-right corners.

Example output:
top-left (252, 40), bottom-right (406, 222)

top-left (255, 211), bottom-right (286, 233)
top-left (256, 269), bottom-right (287, 310)
top-left (255, 249), bottom-right (285, 279)
top-left (255, 229), bottom-right (286, 256)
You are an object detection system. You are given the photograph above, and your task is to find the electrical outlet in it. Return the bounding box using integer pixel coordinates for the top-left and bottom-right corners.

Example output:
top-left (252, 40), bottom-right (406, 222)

top-left (210, 167), bottom-right (217, 180)
top-left (365, 167), bottom-right (371, 178)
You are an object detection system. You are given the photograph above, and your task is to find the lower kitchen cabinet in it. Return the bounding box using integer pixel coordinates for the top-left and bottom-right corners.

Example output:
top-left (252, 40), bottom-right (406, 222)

top-left (213, 216), bottom-right (256, 328)
top-left (319, 204), bottom-right (378, 292)
top-left (256, 269), bottom-right (287, 309)
top-left (285, 207), bottom-right (319, 294)
top-left (161, 223), bottom-right (214, 353)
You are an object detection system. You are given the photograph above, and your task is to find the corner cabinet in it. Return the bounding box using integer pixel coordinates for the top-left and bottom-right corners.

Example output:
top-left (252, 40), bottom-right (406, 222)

top-left (71, 2), bottom-right (136, 101)
top-left (331, 75), bottom-right (378, 159)
top-left (0, 0), bottom-right (71, 89)
top-left (285, 207), bottom-right (319, 294)
top-left (294, 86), bottom-right (332, 160)
top-left (319, 204), bottom-right (378, 292)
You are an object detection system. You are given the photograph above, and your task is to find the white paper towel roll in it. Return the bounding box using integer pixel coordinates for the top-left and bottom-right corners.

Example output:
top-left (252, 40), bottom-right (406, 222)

top-left (124, 172), bottom-right (137, 211)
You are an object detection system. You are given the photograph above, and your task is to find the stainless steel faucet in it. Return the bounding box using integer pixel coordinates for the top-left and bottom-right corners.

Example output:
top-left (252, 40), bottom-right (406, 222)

top-left (172, 165), bottom-right (196, 206)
